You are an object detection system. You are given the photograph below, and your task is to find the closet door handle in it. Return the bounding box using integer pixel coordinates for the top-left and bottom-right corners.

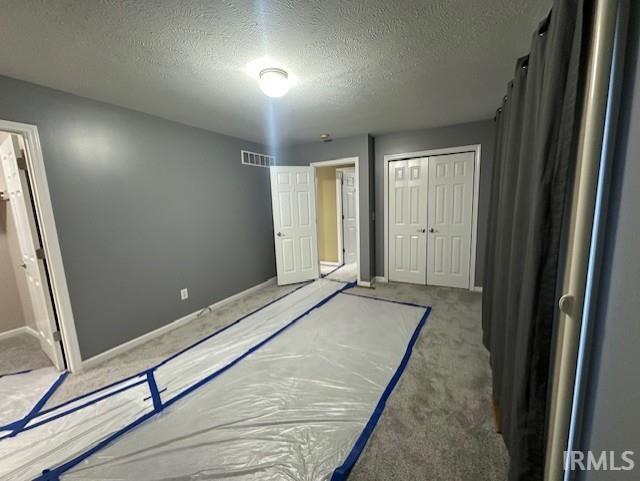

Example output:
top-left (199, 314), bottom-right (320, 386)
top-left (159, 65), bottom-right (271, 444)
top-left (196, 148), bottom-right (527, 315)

top-left (428, 228), bottom-right (436, 233)
top-left (417, 228), bottom-right (426, 233)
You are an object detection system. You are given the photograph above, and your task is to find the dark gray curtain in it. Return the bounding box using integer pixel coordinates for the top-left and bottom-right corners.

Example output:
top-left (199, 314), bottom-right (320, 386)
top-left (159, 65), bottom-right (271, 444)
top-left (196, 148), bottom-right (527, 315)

top-left (482, 1), bottom-right (588, 479)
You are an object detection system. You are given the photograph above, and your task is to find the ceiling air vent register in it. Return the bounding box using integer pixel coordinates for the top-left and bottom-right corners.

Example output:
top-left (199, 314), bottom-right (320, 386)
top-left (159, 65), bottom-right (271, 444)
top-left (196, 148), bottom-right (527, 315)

top-left (241, 150), bottom-right (275, 168)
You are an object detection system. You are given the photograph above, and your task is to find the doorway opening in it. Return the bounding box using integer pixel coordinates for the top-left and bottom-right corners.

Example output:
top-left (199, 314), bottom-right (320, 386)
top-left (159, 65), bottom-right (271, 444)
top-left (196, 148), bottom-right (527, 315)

top-left (0, 131), bottom-right (66, 374)
top-left (0, 120), bottom-right (81, 375)
top-left (383, 145), bottom-right (481, 290)
top-left (269, 158), bottom-right (361, 286)
top-left (312, 159), bottom-right (359, 284)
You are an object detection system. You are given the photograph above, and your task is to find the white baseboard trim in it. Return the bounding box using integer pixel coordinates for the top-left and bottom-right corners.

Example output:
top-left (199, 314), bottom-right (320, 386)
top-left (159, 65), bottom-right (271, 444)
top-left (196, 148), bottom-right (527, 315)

top-left (0, 326), bottom-right (28, 341)
top-left (357, 279), bottom-right (374, 288)
top-left (320, 261), bottom-right (341, 267)
top-left (0, 325), bottom-right (40, 341)
top-left (25, 326), bottom-right (40, 339)
top-left (372, 276), bottom-right (479, 292)
top-left (83, 276), bottom-right (277, 371)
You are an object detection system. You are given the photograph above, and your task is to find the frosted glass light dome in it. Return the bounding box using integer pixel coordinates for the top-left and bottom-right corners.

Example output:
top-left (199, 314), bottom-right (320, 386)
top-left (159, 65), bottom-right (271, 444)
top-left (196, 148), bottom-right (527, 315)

top-left (259, 68), bottom-right (290, 98)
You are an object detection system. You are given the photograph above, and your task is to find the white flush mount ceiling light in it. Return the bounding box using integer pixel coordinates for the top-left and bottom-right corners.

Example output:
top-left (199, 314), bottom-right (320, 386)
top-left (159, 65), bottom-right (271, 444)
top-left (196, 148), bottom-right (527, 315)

top-left (259, 68), bottom-right (290, 98)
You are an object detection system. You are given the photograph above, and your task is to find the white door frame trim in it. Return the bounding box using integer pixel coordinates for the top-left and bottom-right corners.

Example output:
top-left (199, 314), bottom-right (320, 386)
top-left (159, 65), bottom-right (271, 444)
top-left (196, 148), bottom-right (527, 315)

top-left (383, 144), bottom-right (482, 290)
top-left (335, 170), bottom-right (344, 265)
top-left (310, 157), bottom-right (361, 284)
top-left (336, 166), bottom-right (356, 267)
top-left (0, 119), bottom-right (83, 372)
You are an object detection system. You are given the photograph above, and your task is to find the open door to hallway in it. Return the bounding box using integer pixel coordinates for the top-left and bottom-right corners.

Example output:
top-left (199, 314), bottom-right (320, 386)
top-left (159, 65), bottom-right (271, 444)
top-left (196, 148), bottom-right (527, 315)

top-left (270, 166), bottom-right (320, 285)
top-left (0, 132), bottom-right (65, 370)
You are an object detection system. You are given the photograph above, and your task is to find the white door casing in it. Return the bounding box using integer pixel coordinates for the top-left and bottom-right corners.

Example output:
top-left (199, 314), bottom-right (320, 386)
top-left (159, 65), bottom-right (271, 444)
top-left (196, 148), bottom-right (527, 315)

top-left (341, 169), bottom-right (357, 265)
top-left (0, 135), bottom-right (64, 368)
top-left (335, 171), bottom-right (344, 266)
top-left (426, 152), bottom-right (475, 288)
top-left (388, 158), bottom-right (428, 284)
top-left (270, 166), bottom-right (320, 285)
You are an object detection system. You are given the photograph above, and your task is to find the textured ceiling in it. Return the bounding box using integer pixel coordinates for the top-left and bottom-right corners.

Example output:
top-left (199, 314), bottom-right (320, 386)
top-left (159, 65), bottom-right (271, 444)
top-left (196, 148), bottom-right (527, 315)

top-left (0, 0), bottom-right (550, 145)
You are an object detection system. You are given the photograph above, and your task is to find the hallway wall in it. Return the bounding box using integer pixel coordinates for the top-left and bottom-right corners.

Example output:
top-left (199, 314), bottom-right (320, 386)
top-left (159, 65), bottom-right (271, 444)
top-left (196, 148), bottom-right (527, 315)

top-left (0, 133), bottom-right (28, 333)
top-left (316, 166), bottom-right (339, 263)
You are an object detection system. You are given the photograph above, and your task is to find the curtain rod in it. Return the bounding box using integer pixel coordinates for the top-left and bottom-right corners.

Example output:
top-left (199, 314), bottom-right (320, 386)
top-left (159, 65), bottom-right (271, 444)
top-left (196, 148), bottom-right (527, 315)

top-left (544, 1), bottom-right (622, 480)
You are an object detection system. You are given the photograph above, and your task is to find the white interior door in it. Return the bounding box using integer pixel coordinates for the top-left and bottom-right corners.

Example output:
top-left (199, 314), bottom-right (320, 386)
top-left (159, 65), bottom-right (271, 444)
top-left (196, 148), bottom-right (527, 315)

top-left (427, 152), bottom-right (475, 288)
top-left (270, 166), bottom-right (320, 285)
top-left (388, 158), bottom-right (428, 284)
top-left (0, 134), bottom-right (64, 369)
top-left (341, 169), bottom-right (357, 265)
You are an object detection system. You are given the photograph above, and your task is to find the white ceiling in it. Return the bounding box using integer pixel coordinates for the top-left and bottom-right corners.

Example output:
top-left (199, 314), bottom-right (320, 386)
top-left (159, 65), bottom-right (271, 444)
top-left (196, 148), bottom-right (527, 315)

top-left (0, 0), bottom-right (550, 145)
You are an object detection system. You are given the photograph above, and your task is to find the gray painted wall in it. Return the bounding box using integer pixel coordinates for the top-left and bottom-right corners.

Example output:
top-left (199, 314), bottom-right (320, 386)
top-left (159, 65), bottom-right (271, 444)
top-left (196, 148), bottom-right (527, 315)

top-left (577, 4), bottom-right (640, 478)
top-left (0, 73), bottom-right (495, 357)
top-left (0, 75), bottom-right (276, 359)
top-left (279, 135), bottom-right (375, 282)
top-left (281, 121), bottom-right (496, 286)
top-left (374, 120), bottom-right (495, 284)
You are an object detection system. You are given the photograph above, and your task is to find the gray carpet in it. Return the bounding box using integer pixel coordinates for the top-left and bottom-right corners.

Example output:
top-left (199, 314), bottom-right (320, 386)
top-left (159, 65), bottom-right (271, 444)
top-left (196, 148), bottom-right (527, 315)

top-left (0, 332), bottom-right (52, 374)
top-left (18, 279), bottom-right (507, 480)
top-left (347, 283), bottom-right (508, 481)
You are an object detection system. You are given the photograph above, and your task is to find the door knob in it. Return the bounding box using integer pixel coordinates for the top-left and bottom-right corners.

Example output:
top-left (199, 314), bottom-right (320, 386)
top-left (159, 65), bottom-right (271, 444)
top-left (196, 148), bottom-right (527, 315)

top-left (417, 228), bottom-right (426, 233)
top-left (428, 228), bottom-right (435, 233)
top-left (19, 263), bottom-right (27, 269)
top-left (277, 232), bottom-right (283, 237)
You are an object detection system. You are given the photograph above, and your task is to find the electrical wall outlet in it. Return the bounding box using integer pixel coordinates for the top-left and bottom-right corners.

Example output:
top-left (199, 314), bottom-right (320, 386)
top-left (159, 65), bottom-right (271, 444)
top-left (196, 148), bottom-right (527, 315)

top-left (180, 288), bottom-right (189, 300)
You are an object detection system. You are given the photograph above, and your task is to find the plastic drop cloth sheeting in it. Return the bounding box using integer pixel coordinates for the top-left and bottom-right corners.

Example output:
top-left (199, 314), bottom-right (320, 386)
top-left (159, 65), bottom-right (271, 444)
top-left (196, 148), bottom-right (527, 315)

top-left (0, 377), bottom-right (154, 480)
top-left (0, 279), bottom-right (346, 481)
top-left (62, 293), bottom-right (428, 481)
top-left (154, 278), bottom-right (344, 402)
top-left (0, 367), bottom-right (63, 432)
top-left (322, 263), bottom-right (358, 283)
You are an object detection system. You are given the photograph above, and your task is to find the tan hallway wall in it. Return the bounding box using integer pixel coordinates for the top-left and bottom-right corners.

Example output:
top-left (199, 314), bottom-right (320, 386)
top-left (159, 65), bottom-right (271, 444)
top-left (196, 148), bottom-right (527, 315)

top-left (0, 202), bottom-right (25, 334)
top-left (0, 132), bottom-right (26, 333)
top-left (316, 166), bottom-right (339, 263)
top-left (0, 132), bottom-right (36, 334)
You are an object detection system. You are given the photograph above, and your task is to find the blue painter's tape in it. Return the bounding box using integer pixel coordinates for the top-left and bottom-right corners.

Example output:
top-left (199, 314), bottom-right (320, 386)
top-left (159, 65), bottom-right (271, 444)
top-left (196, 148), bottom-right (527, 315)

top-left (5, 371), bottom-right (68, 438)
top-left (39, 407), bottom-right (159, 481)
top-left (143, 387), bottom-right (166, 403)
top-left (321, 263), bottom-right (345, 278)
top-left (323, 277), bottom-right (353, 285)
top-left (162, 281), bottom-right (356, 410)
top-left (155, 280), bottom-right (310, 368)
top-left (0, 419), bottom-right (21, 434)
top-left (35, 281), bottom-right (355, 479)
top-left (146, 370), bottom-right (163, 412)
top-left (330, 305), bottom-right (431, 481)
top-left (26, 280), bottom-right (312, 428)
top-left (0, 369), bottom-right (32, 378)
top-left (37, 372), bottom-right (147, 418)
top-left (340, 291), bottom-right (430, 309)
top-left (16, 379), bottom-right (148, 435)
